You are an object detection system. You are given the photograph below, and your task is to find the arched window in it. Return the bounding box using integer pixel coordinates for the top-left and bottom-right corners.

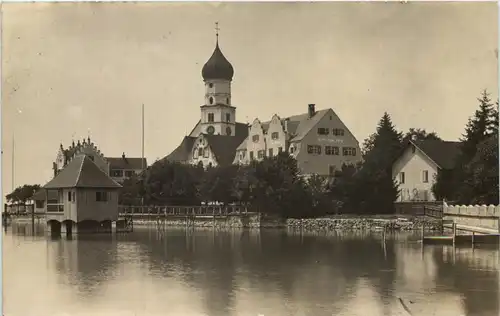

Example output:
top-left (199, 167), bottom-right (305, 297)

top-left (209, 97), bottom-right (214, 105)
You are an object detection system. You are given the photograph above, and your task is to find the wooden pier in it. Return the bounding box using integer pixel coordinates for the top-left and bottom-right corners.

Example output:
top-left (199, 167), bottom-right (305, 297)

top-left (422, 221), bottom-right (500, 246)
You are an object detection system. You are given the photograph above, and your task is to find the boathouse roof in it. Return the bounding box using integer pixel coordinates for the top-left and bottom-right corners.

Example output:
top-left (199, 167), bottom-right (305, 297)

top-left (44, 155), bottom-right (122, 189)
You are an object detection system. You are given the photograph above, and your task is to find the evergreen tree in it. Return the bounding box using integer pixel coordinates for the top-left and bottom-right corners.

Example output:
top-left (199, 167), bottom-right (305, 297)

top-left (447, 90), bottom-right (498, 204)
top-left (358, 113), bottom-right (402, 214)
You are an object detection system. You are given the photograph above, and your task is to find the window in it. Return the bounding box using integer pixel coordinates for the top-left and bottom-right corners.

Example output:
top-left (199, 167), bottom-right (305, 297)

top-left (203, 149), bottom-right (209, 158)
top-left (342, 147), bottom-right (357, 156)
top-left (72, 192), bottom-right (75, 201)
top-left (125, 170), bottom-right (134, 177)
top-left (208, 83), bottom-right (213, 88)
top-left (399, 172), bottom-right (405, 184)
top-left (252, 135), bottom-right (259, 142)
top-left (422, 170), bottom-right (429, 183)
top-left (330, 115), bottom-right (333, 120)
top-left (258, 150), bottom-right (265, 159)
top-left (111, 170), bottom-right (123, 177)
top-left (96, 191), bottom-right (108, 202)
top-left (226, 97), bottom-right (230, 104)
top-left (329, 165), bottom-right (336, 176)
top-left (268, 148), bottom-right (274, 157)
top-left (307, 145), bottom-right (321, 155)
top-left (290, 146), bottom-right (295, 153)
top-left (333, 128), bottom-right (345, 136)
top-left (209, 97), bottom-right (214, 105)
top-left (249, 151), bottom-right (254, 160)
top-left (317, 128), bottom-right (329, 135)
top-left (278, 147), bottom-right (283, 153)
top-left (198, 148), bottom-right (203, 156)
top-left (325, 146), bottom-right (340, 155)
top-left (208, 113), bottom-right (214, 122)
top-left (68, 191), bottom-right (72, 202)
top-left (226, 113), bottom-right (231, 122)
top-left (271, 132), bottom-right (279, 140)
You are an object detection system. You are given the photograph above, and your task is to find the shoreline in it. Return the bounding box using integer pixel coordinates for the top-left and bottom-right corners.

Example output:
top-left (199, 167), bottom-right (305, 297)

top-left (131, 214), bottom-right (443, 231)
top-left (8, 214), bottom-right (443, 232)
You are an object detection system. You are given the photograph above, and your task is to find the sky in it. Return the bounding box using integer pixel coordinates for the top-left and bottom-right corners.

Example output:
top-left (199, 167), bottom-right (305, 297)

top-left (1, 1), bottom-right (498, 197)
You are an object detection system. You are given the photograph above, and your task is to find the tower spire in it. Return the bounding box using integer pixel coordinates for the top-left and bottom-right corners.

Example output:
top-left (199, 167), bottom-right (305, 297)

top-left (215, 21), bottom-right (220, 44)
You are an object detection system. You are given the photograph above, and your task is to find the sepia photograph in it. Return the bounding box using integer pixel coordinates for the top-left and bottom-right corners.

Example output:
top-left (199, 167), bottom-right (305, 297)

top-left (2, 1), bottom-right (499, 316)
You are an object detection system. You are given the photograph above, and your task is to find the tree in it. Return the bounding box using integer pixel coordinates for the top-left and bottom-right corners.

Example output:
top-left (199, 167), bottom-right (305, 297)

top-left (358, 113), bottom-right (402, 214)
top-left (6, 184), bottom-right (41, 205)
top-left (142, 160), bottom-right (201, 205)
top-left (466, 134), bottom-right (499, 205)
top-left (197, 164), bottom-right (238, 205)
top-left (402, 128), bottom-right (441, 143)
top-left (119, 174), bottom-right (143, 205)
top-left (452, 90), bottom-right (497, 204)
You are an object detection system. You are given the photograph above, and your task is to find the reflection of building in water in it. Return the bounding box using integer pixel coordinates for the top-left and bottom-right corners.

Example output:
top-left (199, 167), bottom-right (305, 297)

top-left (434, 246), bottom-right (500, 316)
top-left (49, 237), bottom-right (119, 297)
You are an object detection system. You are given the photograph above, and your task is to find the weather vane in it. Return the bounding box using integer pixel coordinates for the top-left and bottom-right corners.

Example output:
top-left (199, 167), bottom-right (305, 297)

top-left (215, 22), bottom-right (220, 38)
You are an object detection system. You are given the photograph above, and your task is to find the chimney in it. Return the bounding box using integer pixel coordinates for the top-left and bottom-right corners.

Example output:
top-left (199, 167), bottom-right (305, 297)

top-left (284, 118), bottom-right (289, 133)
top-left (308, 104), bottom-right (316, 118)
top-left (122, 152), bottom-right (126, 159)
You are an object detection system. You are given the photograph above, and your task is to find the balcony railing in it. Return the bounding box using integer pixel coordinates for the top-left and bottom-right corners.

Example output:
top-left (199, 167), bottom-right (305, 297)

top-left (46, 204), bottom-right (64, 213)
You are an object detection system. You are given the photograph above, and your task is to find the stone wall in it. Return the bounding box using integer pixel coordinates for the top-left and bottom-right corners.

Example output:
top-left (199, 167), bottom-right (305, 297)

top-left (286, 215), bottom-right (442, 232)
top-left (443, 203), bottom-right (500, 231)
top-left (132, 214), bottom-right (442, 231)
top-left (133, 213), bottom-right (279, 229)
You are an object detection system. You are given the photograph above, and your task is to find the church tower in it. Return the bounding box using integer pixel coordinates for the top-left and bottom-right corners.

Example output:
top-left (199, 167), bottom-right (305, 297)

top-left (200, 23), bottom-right (236, 136)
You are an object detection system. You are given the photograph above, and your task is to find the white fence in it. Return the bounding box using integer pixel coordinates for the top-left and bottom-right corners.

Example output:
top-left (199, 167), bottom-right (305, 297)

top-left (443, 202), bottom-right (500, 231)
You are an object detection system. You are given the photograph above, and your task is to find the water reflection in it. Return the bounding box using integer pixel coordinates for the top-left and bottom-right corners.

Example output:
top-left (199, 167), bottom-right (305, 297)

top-left (3, 225), bottom-right (500, 316)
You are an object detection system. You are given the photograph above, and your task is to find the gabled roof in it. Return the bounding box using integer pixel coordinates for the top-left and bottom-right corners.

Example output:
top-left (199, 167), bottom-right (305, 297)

top-left (44, 155), bottom-right (122, 189)
top-left (165, 121), bottom-right (249, 165)
top-left (410, 139), bottom-right (461, 169)
top-left (106, 157), bottom-right (147, 170)
top-left (165, 136), bottom-right (197, 162)
top-left (259, 109), bottom-right (330, 142)
top-left (205, 134), bottom-right (246, 166)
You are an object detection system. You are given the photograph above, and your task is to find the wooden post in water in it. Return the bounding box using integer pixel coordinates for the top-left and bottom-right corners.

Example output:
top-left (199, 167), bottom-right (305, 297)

top-left (31, 204), bottom-right (35, 235)
top-left (472, 231), bottom-right (475, 248)
top-left (421, 224), bottom-right (425, 242)
top-left (452, 222), bottom-right (457, 247)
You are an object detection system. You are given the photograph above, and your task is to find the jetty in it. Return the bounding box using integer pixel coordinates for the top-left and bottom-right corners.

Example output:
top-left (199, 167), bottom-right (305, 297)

top-left (421, 203), bottom-right (500, 246)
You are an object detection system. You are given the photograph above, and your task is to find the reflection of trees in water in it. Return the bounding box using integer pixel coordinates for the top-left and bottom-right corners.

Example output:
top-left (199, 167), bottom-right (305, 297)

top-left (50, 235), bottom-right (119, 297)
top-left (432, 246), bottom-right (499, 316)
top-left (134, 228), bottom-right (398, 315)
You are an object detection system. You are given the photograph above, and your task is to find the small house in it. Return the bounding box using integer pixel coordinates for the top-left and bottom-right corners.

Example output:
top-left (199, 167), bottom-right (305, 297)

top-left (392, 139), bottom-right (461, 202)
top-left (43, 154), bottom-right (122, 234)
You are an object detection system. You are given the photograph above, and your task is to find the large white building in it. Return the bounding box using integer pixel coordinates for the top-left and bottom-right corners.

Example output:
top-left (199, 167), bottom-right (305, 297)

top-left (166, 31), bottom-right (362, 176)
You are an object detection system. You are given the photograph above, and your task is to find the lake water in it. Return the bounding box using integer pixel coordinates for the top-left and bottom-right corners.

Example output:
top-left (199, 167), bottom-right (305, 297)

top-left (3, 223), bottom-right (500, 316)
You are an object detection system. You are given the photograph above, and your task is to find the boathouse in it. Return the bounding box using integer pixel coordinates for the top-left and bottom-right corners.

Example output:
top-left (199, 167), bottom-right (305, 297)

top-left (43, 154), bottom-right (122, 235)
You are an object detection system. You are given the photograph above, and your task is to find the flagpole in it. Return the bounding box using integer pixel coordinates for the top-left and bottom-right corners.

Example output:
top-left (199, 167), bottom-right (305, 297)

top-left (141, 104), bottom-right (145, 208)
top-left (11, 134), bottom-right (15, 192)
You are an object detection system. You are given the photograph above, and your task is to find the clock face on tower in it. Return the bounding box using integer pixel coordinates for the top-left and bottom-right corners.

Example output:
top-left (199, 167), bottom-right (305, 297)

top-left (226, 126), bottom-right (232, 136)
top-left (207, 125), bottom-right (215, 135)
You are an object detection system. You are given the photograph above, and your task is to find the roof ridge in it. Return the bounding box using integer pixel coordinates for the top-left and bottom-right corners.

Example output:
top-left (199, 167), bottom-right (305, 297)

top-left (75, 155), bottom-right (86, 186)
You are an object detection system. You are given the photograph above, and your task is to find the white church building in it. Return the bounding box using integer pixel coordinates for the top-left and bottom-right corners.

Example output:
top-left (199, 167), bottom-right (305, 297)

top-left (165, 28), bottom-right (362, 177)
